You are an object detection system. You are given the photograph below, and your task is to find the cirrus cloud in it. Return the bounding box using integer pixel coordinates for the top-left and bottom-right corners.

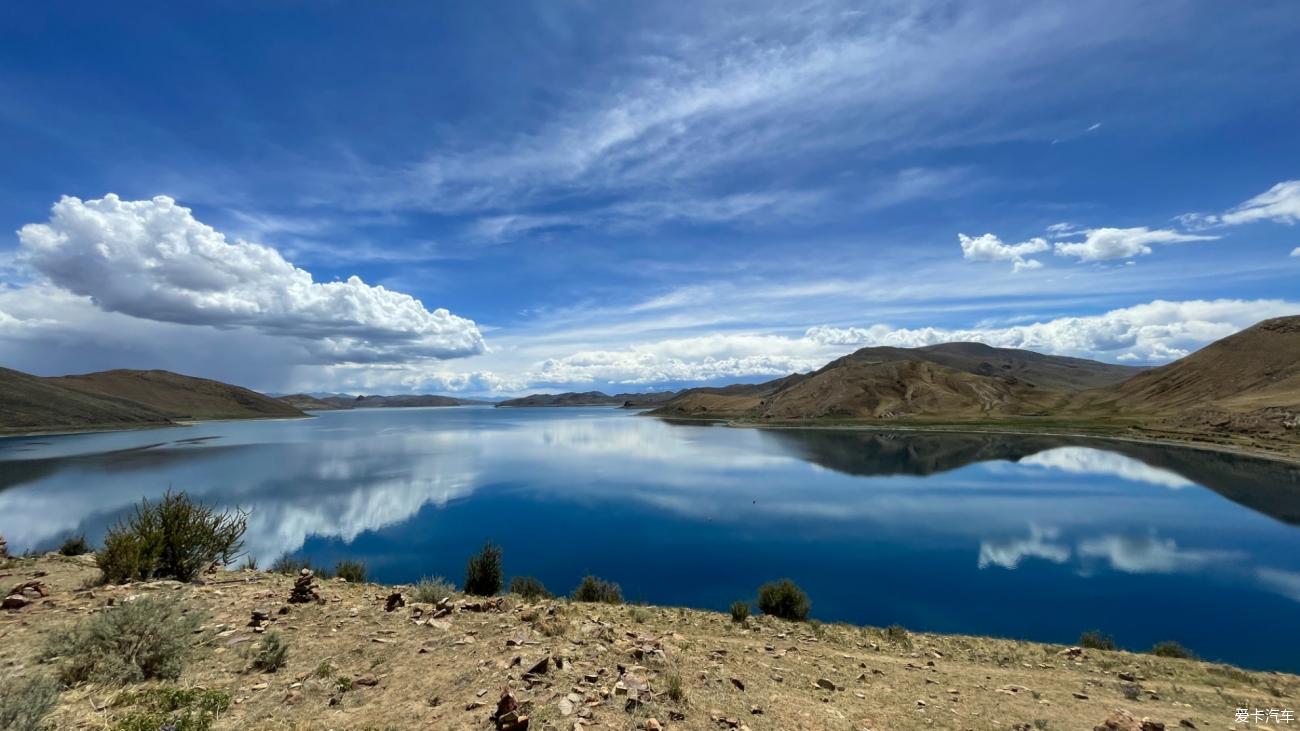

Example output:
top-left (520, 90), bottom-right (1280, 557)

top-left (16, 195), bottom-right (484, 363)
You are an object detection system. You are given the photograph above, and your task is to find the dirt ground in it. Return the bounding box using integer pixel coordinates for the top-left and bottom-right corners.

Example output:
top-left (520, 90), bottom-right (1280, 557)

top-left (2, 553), bottom-right (1296, 731)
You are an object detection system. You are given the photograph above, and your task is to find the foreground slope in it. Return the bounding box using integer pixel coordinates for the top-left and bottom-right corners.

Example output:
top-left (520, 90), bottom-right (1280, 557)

top-left (0, 367), bottom-right (304, 433)
top-left (4, 553), bottom-right (1291, 730)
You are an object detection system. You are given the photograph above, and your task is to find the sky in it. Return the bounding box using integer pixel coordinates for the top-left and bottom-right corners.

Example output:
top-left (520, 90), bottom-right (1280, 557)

top-left (1, 1), bottom-right (1298, 397)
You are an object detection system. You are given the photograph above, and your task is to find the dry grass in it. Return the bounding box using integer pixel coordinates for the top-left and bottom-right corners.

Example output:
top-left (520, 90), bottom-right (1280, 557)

top-left (3, 553), bottom-right (1296, 730)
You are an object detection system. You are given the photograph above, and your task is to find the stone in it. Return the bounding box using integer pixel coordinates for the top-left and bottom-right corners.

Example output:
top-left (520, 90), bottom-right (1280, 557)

top-left (730, 677), bottom-right (745, 691)
top-left (1073, 692), bottom-right (1090, 700)
top-left (1178, 721), bottom-right (1195, 729)
top-left (283, 689), bottom-right (302, 704)
top-left (384, 591), bottom-right (405, 612)
top-left (288, 569), bottom-right (323, 604)
top-left (1118, 672), bottom-right (1137, 682)
top-left (1093, 709), bottom-right (1143, 731)
top-left (1059, 646), bottom-right (1083, 658)
top-left (644, 720), bottom-right (663, 731)
top-left (354, 675), bottom-right (378, 687)
top-left (815, 678), bottom-right (836, 691)
top-left (526, 656), bottom-right (550, 676)
top-left (2, 594), bottom-right (31, 610)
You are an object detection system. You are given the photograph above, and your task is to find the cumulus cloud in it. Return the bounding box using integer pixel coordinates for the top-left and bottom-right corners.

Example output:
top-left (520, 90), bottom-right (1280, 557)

top-left (1051, 227), bottom-right (1217, 261)
top-left (17, 195), bottom-right (484, 363)
top-left (1291, 247), bottom-right (1300, 257)
top-left (978, 525), bottom-right (1071, 569)
top-left (957, 233), bottom-right (1049, 272)
top-left (1077, 534), bottom-right (1240, 574)
top-left (804, 298), bottom-right (1300, 362)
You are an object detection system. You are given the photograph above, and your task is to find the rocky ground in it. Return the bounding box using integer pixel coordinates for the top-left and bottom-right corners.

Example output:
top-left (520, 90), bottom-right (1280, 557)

top-left (2, 553), bottom-right (1296, 731)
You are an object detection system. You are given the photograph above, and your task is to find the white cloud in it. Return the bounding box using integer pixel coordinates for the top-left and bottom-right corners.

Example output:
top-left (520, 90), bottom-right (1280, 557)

top-left (1220, 180), bottom-right (1300, 226)
top-left (1020, 447), bottom-right (1193, 489)
top-left (958, 233), bottom-right (1049, 271)
top-left (978, 525), bottom-right (1071, 569)
top-left (1077, 534), bottom-right (1240, 574)
top-left (1052, 227), bottom-right (1218, 262)
top-left (16, 195), bottom-right (484, 363)
top-left (804, 297), bottom-right (1300, 362)
top-left (1291, 247), bottom-right (1300, 257)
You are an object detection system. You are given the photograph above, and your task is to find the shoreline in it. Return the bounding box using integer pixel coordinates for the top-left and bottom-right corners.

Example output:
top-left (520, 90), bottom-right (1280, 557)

top-left (0, 413), bottom-right (315, 441)
top-left (652, 414), bottom-right (1300, 467)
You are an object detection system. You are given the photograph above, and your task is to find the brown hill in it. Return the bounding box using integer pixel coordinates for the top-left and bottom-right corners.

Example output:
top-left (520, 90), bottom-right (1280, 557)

top-left (1073, 315), bottom-right (1300, 435)
top-left (650, 343), bottom-right (1134, 420)
top-left (497, 390), bottom-right (676, 408)
top-left (277, 394), bottom-right (345, 410)
top-left (1, 367), bottom-right (305, 434)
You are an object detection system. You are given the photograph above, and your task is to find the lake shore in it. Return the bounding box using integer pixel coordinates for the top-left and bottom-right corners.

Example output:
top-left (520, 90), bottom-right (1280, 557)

top-left (655, 414), bottom-right (1300, 467)
top-left (4, 553), bottom-right (1295, 730)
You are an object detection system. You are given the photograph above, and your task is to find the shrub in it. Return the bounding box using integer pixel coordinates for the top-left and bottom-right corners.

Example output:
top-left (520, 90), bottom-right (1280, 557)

top-left (59, 534), bottom-right (90, 556)
top-left (251, 632), bottom-right (288, 673)
top-left (270, 553), bottom-right (331, 578)
top-left (98, 491), bottom-right (247, 583)
top-left (884, 624), bottom-right (911, 646)
top-left (572, 575), bottom-right (622, 604)
top-left (1150, 640), bottom-right (1196, 659)
top-left (463, 542), bottom-right (503, 596)
top-left (0, 674), bottom-right (59, 731)
top-left (42, 596), bottom-right (202, 685)
top-left (729, 601), bottom-right (750, 623)
top-left (334, 559), bottom-right (367, 583)
top-left (239, 555), bottom-right (258, 571)
top-left (756, 579), bottom-right (810, 621)
top-left (112, 687), bottom-right (230, 731)
top-left (1079, 630), bottom-right (1117, 651)
top-left (508, 575), bottom-right (551, 600)
top-left (630, 606), bottom-right (651, 623)
top-left (411, 576), bottom-right (458, 603)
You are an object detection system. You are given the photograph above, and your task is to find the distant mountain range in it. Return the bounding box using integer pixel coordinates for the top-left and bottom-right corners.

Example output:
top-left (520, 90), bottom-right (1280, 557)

top-left (277, 393), bottom-right (493, 410)
top-left (495, 390), bottom-right (678, 408)
top-left (0, 368), bottom-right (304, 434)
top-left (650, 315), bottom-right (1300, 457)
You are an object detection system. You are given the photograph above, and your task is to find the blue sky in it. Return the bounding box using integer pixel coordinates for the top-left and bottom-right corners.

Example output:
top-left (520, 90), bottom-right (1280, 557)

top-left (1, 1), bottom-right (1298, 395)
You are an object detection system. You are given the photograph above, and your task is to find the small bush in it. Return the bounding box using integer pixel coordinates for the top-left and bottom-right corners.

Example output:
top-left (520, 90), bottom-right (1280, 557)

top-left (884, 624), bottom-right (912, 648)
top-left (42, 596), bottom-right (202, 685)
top-left (1150, 640), bottom-right (1196, 659)
top-left (663, 667), bottom-right (686, 702)
top-left (251, 632), bottom-right (288, 673)
top-left (412, 576), bottom-right (458, 603)
top-left (729, 601), bottom-right (750, 623)
top-left (334, 559), bottom-right (367, 583)
top-left (508, 575), bottom-right (551, 600)
top-left (0, 674), bottom-right (59, 731)
top-left (1121, 682), bottom-right (1141, 700)
top-left (98, 491), bottom-right (247, 583)
top-left (270, 553), bottom-right (331, 578)
top-left (59, 534), bottom-right (91, 556)
top-left (572, 575), bottom-right (622, 604)
top-left (464, 542), bottom-right (503, 596)
top-left (756, 579), bottom-right (810, 621)
top-left (1080, 630), bottom-right (1117, 651)
top-left (112, 687), bottom-right (230, 731)
top-left (335, 676), bottom-right (353, 693)
top-left (630, 606), bottom-right (651, 623)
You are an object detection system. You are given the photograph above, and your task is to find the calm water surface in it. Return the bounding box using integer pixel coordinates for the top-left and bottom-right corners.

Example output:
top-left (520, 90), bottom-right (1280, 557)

top-left (2, 406), bottom-right (1299, 671)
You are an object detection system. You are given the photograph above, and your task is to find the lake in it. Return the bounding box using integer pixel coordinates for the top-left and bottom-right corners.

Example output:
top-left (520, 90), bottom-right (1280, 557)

top-left (2, 406), bottom-right (1299, 671)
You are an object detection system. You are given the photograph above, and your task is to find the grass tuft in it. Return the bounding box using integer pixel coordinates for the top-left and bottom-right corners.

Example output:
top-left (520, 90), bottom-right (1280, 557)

top-left (411, 576), bottom-right (458, 603)
top-left (729, 601), bottom-right (750, 623)
top-left (334, 559), bottom-right (367, 583)
top-left (572, 575), bottom-right (622, 604)
top-left (1079, 630), bottom-right (1117, 651)
top-left (251, 631), bottom-right (288, 673)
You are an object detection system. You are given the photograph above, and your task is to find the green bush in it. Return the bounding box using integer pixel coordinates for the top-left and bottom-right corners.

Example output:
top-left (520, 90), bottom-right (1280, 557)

top-left (250, 631), bottom-right (288, 673)
top-left (0, 674), bottom-right (59, 731)
top-left (111, 687), bottom-right (230, 731)
top-left (729, 601), bottom-right (750, 623)
top-left (42, 596), bottom-right (202, 685)
top-left (411, 576), bottom-right (457, 603)
top-left (1079, 630), bottom-right (1117, 651)
top-left (59, 534), bottom-right (90, 556)
top-left (463, 542), bottom-right (503, 596)
top-left (98, 491), bottom-right (247, 583)
top-left (756, 579), bottom-right (810, 621)
top-left (269, 553), bottom-right (332, 578)
top-left (572, 575), bottom-right (622, 604)
top-left (1150, 640), bottom-right (1197, 659)
top-left (334, 559), bottom-right (367, 583)
top-left (508, 575), bottom-right (551, 600)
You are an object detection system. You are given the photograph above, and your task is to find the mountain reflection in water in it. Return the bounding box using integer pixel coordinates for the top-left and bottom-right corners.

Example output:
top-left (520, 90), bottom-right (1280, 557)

top-left (1, 407), bottom-right (1297, 670)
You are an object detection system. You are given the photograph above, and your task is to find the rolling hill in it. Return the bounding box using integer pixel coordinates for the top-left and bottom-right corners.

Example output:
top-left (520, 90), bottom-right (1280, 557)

top-left (650, 342), bottom-right (1140, 420)
top-left (496, 391), bottom-right (677, 408)
top-left (1, 368), bottom-right (305, 434)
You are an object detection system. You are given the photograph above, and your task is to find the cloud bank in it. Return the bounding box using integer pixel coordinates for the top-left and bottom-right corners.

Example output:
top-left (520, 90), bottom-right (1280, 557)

top-left (17, 195), bottom-right (484, 363)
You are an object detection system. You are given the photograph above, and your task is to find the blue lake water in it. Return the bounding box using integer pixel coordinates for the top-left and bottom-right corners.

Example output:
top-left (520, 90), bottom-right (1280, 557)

top-left (2, 406), bottom-right (1299, 671)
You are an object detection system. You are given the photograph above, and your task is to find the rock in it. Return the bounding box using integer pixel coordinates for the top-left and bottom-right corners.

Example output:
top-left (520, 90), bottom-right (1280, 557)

top-left (2, 594), bottom-right (31, 610)
top-left (354, 675), bottom-right (378, 687)
top-left (288, 569), bottom-right (323, 604)
top-left (1060, 646), bottom-right (1084, 658)
top-left (1073, 692), bottom-right (1090, 700)
top-left (730, 677), bottom-right (745, 691)
top-left (750, 705), bottom-right (763, 715)
top-left (1118, 672), bottom-right (1137, 682)
top-left (815, 678), bottom-right (836, 691)
top-left (645, 720), bottom-right (663, 731)
top-left (384, 591), bottom-right (405, 612)
top-left (526, 656), bottom-right (550, 676)
top-left (493, 689), bottom-right (528, 730)
top-left (8, 580), bottom-right (48, 599)
top-left (1141, 722), bottom-right (1165, 731)
top-left (1094, 709), bottom-right (1143, 731)
top-left (1178, 721), bottom-right (1195, 729)
top-left (284, 689), bottom-right (302, 704)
